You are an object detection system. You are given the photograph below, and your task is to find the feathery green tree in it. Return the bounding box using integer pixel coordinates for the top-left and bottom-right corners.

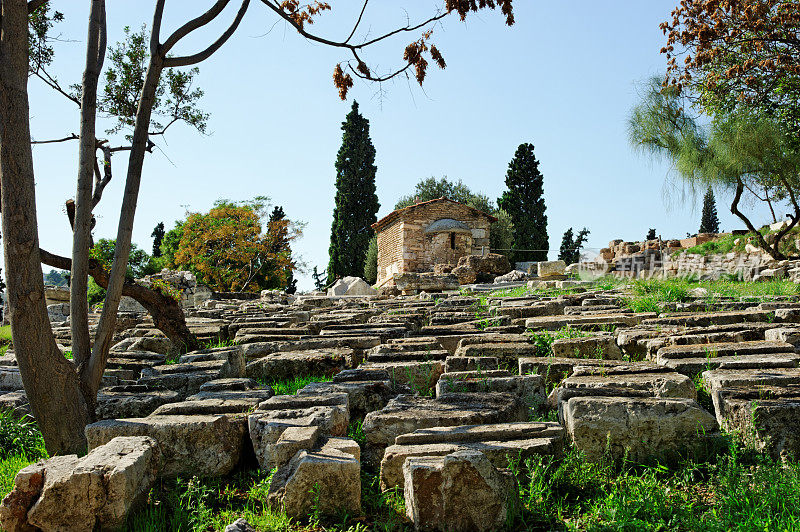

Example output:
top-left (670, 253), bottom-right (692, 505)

top-left (498, 143), bottom-right (548, 262)
top-left (328, 101), bottom-right (380, 280)
top-left (699, 187), bottom-right (720, 234)
top-left (629, 77), bottom-right (800, 259)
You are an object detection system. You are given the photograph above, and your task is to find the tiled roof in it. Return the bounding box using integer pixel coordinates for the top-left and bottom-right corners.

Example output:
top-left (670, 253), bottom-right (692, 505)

top-left (371, 197), bottom-right (497, 232)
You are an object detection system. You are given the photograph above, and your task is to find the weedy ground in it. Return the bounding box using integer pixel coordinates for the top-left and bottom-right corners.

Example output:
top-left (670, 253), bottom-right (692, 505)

top-left (4, 400), bottom-right (800, 531)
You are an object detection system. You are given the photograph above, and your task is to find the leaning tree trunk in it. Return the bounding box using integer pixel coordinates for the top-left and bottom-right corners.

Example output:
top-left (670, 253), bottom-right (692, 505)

top-left (40, 249), bottom-right (200, 352)
top-left (0, 0), bottom-right (89, 455)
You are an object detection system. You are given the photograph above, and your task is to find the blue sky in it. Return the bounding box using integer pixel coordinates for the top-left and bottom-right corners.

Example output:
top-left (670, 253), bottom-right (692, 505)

top-left (30, 1), bottom-right (779, 290)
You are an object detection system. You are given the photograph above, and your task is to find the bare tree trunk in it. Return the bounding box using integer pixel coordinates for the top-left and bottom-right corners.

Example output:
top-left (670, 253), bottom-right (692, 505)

top-left (764, 185), bottom-right (778, 223)
top-left (71, 0), bottom-right (106, 377)
top-left (731, 178), bottom-right (788, 260)
top-left (84, 57), bottom-right (164, 396)
top-left (0, 0), bottom-right (89, 455)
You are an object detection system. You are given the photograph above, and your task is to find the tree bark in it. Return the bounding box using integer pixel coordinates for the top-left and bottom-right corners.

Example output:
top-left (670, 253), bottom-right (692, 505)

top-left (0, 0), bottom-right (89, 455)
top-left (84, 56), bottom-right (164, 397)
top-left (71, 0), bottom-right (106, 375)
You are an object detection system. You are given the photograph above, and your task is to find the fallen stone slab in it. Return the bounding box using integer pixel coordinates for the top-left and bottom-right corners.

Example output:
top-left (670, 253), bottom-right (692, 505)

top-left (362, 393), bottom-right (528, 467)
top-left (0, 366), bottom-right (23, 392)
top-left (403, 450), bottom-right (518, 532)
top-left (359, 360), bottom-right (444, 394)
top-left (444, 356), bottom-right (500, 373)
top-left (96, 385), bottom-right (181, 420)
top-left (643, 309), bottom-right (774, 327)
top-left (267, 437), bottom-right (361, 518)
top-left (525, 314), bottom-right (644, 331)
top-left (0, 436), bottom-right (158, 532)
top-left (454, 342), bottom-right (542, 360)
top-left (549, 364), bottom-right (696, 414)
top-left (660, 354), bottom-right (800, 377)
top-left (245, 349), bottom-right (351, 382)
top-left (711, 384), bottom-right (800, 459)
top-left (380, 421), bottom-right (564, 490)
top-left (150, 397), bottom-right (262, 416)
top-left (519, 356), bottom-right (622, 384)
top-left (551, 334), bottom-right (622, 360)
top-left (298, 370), bottom-right (400, 419)
top-left (656, 340), bottom-right (794, 361)
top-left (435, 370), bottom-right (545, 408)
top-left (249, 394), bottom-right (349, 471)
top-left (563, 396), bottom-right (718, 462)
top-left (86, 415), bottom-right (246, 478)
top-left (701, 367), bottom-right (800, 394)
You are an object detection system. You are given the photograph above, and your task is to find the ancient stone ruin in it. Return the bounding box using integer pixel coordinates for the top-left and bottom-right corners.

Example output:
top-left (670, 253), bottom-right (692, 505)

top-left (4, 268), bottom-right (800, 530)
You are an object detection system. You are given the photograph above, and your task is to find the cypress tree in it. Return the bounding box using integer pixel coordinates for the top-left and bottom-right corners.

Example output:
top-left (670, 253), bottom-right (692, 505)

top-left (328, 101), bottom-right (380, 279)
top-left (498, 143), bottom-right (548, 262)
top-left (558, 228), bottom-right (574, 264)
top-left (151, 222), bottom-right (165, 257)
top-left (699, 187), bottom-right (720, 234)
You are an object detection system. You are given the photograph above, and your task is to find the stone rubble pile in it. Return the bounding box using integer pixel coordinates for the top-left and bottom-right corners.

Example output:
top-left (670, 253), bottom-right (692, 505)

top-left (4, 276), bottom-right (800, 530)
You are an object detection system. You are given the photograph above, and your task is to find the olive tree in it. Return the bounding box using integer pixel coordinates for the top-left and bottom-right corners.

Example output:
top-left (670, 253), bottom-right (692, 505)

top-left (1, 0), bottom-right (516, 455)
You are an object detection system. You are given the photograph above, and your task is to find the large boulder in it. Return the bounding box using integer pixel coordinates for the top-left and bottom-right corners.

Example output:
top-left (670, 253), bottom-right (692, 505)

top-left (451, 265), bottom-right (477, 285)
top-left (403, 450), bottom-right (518, 532)
top-left (456, 253), bottom-right (511, 276)
top-left (0, 437), bottom-right (158, 532)
top-left (327, 276), bottom-right (378, 297)
top-left (536, 260), bottom-right (567, 279)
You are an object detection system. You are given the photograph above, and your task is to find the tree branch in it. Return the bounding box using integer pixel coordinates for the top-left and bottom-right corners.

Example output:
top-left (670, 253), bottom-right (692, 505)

top-left (730, 178), bottom-right (783, 260)
top-left (163, 0), bottom-right (250, 68)
top-left (31, 133), bottom-right (79, 145)
top-left (39, 249), bottom-right (200, 351)
top-left (260, 0), bottom-right (446, 51)
top-left (150, 0), bottom-right (166, 57)
top-left (344, 0), bottom-right (369, 44)
top-left (91, 146), bottom-right (112, 209)
top-left (27, 0), bottom-right (47, 13)
top-left (160, 0), bottom-right (230, 56)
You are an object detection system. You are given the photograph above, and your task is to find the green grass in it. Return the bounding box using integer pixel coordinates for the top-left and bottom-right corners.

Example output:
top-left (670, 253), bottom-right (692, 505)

top-left (4, 412), bottom-right (800, 531)
top-left (680, 227), bottom-right (800, 258)
top-left (260, 374), bottom-right (334, 396)
top-left (0, 324), bottom-right (11, 356)
top-left (617, 276), bottom-right (800, 313)
top-left (1, 410), bottom-right (48, 501)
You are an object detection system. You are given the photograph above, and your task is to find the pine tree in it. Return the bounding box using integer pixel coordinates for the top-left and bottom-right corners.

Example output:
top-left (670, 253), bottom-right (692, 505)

top-left (312, 267), bottom-right (328, 291)
top-left (558, 227), bottom-right (590, 265)
top-left (151, 222), bottom-right (165, 257)
top-left (699, 187), bottom-right (720, 234)
top-left (498, 143), bottom-right (548, 262)
top-left (573, 228), bottom-right (590, 264)
top-left (558, 228), bottom-right (574, 264)
top-left (328, 101), bottom-right (380, 279)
